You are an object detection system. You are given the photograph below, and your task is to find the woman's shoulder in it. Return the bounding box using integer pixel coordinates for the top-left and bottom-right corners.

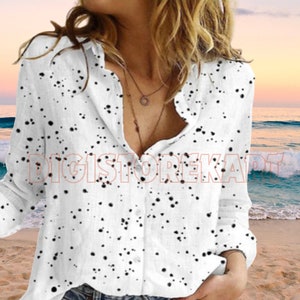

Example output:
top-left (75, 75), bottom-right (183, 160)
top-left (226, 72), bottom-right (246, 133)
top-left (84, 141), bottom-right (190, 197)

top-left (198, 57), bottom-right (255, 108)
top-left (21, 35), bottom-right (105, 67)
top-left (22, 35), bottom-right (75, 58)
top-left (24, 34), bottom-right (103, 56)
top-left (203, 57), bottom-right (255, 81)
top-left (198, 57), bottom-right (255, 100)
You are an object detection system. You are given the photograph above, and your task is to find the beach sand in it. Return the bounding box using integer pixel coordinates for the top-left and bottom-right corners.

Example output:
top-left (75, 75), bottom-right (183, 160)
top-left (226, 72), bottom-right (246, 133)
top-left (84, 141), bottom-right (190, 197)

top-left (0, 220), bottom-right (300, 300)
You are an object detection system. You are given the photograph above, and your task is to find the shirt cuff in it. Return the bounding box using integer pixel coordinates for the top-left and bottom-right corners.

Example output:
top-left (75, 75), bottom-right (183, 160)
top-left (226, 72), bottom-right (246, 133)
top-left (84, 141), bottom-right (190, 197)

top-left (215, 224), bottom-right (257, 268)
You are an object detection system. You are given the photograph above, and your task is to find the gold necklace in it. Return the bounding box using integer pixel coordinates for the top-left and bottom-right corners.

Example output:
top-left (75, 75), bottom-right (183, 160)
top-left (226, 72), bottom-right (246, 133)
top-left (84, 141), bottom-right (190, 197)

top-left (126, 67), bottom-right (168, 106)
top-left (122, 67), bottom-right (167, 156)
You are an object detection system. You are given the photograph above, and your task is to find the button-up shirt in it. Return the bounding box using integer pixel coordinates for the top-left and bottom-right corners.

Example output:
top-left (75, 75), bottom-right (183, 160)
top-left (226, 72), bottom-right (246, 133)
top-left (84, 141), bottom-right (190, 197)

top-left (0, 36), bottom-right (257, 300)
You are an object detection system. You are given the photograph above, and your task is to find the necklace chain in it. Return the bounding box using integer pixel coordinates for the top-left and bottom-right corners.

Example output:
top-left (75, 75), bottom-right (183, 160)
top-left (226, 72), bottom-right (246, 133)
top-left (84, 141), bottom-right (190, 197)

top-left (125, 68), bottom-right (168, 106)
top-left (122, 67), bottom-right (166, 156)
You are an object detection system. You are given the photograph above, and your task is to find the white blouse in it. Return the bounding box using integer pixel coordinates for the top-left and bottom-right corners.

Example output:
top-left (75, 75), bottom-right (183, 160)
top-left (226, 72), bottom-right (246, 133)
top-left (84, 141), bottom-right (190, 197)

top-left (0, 36), bottom-right (257, 300)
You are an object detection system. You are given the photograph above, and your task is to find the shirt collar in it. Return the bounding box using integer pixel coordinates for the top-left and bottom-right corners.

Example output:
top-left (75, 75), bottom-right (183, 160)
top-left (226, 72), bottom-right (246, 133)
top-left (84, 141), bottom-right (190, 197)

top-left (80, 37), bottom-right (205, 127)
top-left (79, 38), bottom-right (105, 67)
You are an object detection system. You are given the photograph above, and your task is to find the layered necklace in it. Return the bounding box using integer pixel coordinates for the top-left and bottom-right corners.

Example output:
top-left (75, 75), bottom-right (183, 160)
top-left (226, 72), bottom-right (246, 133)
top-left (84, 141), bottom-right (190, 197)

top-left (122, 67), bottom-right (169, 155)
top-left (125, 68), bottom-right (167, 106)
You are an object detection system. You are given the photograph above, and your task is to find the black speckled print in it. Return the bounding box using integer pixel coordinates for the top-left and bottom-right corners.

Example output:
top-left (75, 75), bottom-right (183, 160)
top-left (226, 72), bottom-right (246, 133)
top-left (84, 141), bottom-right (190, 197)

top-left (0, 36), bottom-right (257, 300)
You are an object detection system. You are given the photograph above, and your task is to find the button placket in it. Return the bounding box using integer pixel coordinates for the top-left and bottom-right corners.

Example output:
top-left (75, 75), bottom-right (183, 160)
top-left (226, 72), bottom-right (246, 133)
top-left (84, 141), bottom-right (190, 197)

top-left (135, 208), bottom-right (142, 216)
top-left (133, 256), bottom-right (142, 263)
top-left (135, 163), bottom-right (142, 172)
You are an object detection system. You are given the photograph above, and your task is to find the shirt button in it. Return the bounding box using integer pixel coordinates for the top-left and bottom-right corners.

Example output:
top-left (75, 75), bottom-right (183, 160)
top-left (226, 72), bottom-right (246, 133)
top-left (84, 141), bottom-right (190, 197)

top-left (135, 209), bottom-right (142, 216)
top-left (133, 256), bottom-right (141, 263)
top-left (135, 164), bottom-right (142, 171)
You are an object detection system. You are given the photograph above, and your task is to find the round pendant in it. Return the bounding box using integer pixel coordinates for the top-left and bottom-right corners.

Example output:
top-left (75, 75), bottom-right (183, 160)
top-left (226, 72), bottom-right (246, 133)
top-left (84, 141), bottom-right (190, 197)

top-left (140, 96), bottom-right (150, 106)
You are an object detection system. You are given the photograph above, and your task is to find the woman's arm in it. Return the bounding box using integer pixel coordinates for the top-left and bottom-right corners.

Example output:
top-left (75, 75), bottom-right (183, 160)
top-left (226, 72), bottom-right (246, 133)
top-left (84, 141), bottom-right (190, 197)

top-left (220, 249), bottom-right (248, 288)
top-left (187, 251), bottom-right (248, 300)
top-left (0, 40), bottom-right (46, 238)
top-left (198, 62), bottom-right (257, 299)
top-left (174, 61), bottom-right (257, 300)
top-left (213, 61), bottom-right (257, 269)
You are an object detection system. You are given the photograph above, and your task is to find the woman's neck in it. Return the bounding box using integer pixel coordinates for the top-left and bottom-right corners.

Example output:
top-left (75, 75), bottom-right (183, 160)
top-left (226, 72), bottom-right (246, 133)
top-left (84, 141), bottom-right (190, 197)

top-left (113, 7), bottom-right (168, 82)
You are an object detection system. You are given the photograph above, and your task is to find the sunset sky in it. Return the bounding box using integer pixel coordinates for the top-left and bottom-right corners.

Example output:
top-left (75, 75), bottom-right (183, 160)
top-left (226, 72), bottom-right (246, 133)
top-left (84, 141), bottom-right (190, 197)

top-left (0, 0), bottom-right (299, 107)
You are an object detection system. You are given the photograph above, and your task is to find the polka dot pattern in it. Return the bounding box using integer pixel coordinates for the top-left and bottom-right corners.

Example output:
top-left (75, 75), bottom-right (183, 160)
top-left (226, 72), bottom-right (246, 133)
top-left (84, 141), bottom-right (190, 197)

top-left (0, 36), bottom-right (257, 299)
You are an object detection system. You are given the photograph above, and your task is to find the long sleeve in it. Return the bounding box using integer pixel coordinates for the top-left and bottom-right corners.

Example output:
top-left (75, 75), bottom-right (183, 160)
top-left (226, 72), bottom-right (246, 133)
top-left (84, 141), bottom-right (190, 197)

top-left (215, 62), bottom-right (257, 268)
top-left (0, 49), bottom-right (46, 238)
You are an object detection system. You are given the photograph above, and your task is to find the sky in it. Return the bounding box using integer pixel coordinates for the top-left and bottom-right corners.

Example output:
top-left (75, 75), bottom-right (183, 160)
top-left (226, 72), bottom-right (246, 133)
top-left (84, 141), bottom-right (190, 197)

top-left (0, 0), bottom-right (299, 107)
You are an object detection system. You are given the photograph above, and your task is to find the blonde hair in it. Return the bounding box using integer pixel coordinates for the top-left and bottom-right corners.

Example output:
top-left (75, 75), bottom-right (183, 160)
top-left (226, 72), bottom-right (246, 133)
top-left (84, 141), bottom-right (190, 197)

top-left (16, 0), bottom-right (243, 103)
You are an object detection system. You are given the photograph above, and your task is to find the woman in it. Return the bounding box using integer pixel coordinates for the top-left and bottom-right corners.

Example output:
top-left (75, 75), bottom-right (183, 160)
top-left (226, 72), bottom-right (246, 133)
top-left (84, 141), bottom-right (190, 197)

top-left (0, 0), bottom-right (257, 299)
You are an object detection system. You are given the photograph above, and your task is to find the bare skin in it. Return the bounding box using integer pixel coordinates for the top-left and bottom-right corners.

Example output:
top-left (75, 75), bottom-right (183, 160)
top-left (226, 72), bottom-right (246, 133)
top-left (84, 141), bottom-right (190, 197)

top-left (173, 251), bottom-right (248, 300)
top-left (82, 1), bottom-right (248, 298)
top-left (83, 0), bottom-right (187, 159)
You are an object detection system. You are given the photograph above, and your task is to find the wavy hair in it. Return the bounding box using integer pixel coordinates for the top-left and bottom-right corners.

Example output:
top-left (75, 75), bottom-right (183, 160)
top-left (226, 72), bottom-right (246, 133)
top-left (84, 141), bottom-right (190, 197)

top-left (16, 0), bottom-right (243, 103)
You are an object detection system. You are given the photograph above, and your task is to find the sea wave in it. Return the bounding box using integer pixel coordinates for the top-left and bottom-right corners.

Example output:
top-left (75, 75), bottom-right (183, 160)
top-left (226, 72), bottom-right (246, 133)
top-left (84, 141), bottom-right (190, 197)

top-left (249, 150), bottom-right (300, 178)
top-left (250, 204), bottom-right (300, 220)
top-left (253, 120), bottom-right (300, 129)
top-left (0, 117), bottom-right (15, 128)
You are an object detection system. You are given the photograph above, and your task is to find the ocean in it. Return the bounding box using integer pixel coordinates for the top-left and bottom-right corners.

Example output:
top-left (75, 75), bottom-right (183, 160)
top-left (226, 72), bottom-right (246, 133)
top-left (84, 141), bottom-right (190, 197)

top-left (0, 105), bottom-right (299, 228)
